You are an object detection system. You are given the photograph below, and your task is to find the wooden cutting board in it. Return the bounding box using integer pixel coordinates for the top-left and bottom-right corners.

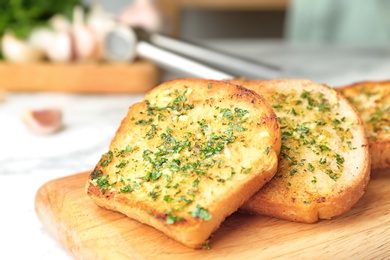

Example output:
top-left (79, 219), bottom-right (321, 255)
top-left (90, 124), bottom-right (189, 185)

top-left (35, 169), bottom-right (390, 259)
top-left (0, 60), bottom-right (160, 93)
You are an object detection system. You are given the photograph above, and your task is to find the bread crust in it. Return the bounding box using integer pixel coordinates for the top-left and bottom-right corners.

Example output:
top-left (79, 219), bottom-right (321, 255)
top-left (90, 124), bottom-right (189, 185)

top-left (86, 78), bottom-right (281, 248)
top-left (232, 79), bottom-right (370, 223)
top-left (338, 81), bottom-right (390, 169)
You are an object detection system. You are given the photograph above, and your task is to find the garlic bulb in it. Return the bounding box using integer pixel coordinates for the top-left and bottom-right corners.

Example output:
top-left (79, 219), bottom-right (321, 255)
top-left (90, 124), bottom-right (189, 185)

top-left (1, 31), bottom-right (45, 63)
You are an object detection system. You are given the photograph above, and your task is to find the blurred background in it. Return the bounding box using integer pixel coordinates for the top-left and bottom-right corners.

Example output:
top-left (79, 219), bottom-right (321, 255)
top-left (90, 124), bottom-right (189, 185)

top-left (3, 0), bottom-right (390, 58)
top-left (91, 0), bottom-right (390, 45)
top-left (2, 0), bottom-right (390, 90)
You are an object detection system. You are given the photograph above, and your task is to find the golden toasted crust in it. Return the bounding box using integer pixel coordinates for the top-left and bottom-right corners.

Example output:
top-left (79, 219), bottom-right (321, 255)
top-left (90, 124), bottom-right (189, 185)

top-left (231, 79), bottom-right (370, 223)
top-left (86, 78), bottom-right (281, 248)
top-left (338, 81), bottom-right (390, 169)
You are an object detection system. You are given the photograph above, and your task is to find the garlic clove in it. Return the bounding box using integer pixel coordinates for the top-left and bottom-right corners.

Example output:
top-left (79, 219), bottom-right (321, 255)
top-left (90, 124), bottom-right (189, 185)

top-left (28, 27), bottom-right (55, 54)
top-left (49, 14), bottom-right (72, 32)
top-left (118, 0), bottom-right (162, 32)
top-left (46, 31), bottom-right (74, 63)
top-left (72, 6), bottom-right (99, 61)
top-left (22, 108), bottom-right (63, 135)
top-left (1, 31), bottom-right (45, 63)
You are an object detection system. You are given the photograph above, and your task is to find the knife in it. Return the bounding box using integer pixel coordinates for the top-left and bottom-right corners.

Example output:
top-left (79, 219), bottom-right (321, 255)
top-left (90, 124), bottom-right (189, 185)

top-left (102, 25), bottom-right (283, 80)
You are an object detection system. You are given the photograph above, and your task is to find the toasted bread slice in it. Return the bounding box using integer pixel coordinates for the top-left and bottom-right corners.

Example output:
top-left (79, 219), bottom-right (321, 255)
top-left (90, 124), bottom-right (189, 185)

top-left (231, 79), bottom-right (370, 223)
top-left (86, 78), bottom-right (281, 248)
top-left (338, 81), bottom-right (390, 169)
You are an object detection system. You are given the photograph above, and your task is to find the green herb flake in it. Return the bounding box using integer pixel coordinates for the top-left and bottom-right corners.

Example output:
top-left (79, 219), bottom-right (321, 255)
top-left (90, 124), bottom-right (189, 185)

top-left (149, 191), bottom-right (160, 200)
top-left (333, 119), bottom-right (341, 125)
top-left (192, 177), bottom-right (200, 187)
top-left (91, 169), bottom-right (103, 179)
top-left (273, 104), bottom-right (283, 109)
top-left (121, 186), bottom-right (133, 193)
top-left (264, 146), bottom-right (272, 155)
top-left (221, 109), bottom-right (233, 120)
top-left (135, 118), bottom-right (154, 125)
top-left (241, 167), bottom-right (252, 174)
top-left (151, 171), bottom-right (162, 181)
top-left (96, 174), bottom-right (110, 191)
top-left (308, 163), bottom-right (315, 172)
top-left (100, 150), bottom-right (113, 167)
top-left (334, 153), bottom-right (345, 165)
top-left (164, 195), bottom-right (174, 203)
top-left (191, 205), bottom-right (212, 220)
top-left (115, 161), bottom-right (128, 169)
top-left (202, 242), bottom-right (211, 250)
top-left (290, 168), bottom-right (298, 176)
top-left (318, 145), bottom-right (331, 152)
top-left (145, 172), bottom-right (152, 181)
top-left (166, 215), bottom-right (177, 224)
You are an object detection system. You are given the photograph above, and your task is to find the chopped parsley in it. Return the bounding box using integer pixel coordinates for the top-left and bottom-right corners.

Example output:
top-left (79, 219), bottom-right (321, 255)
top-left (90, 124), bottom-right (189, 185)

top-left (191, 205), bottom-right (212, 220)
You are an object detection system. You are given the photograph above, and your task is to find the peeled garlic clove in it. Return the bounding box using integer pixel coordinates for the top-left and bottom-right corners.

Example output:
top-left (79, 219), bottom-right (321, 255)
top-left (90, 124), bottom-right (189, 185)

top-left (1, 31), bottom-right (45, 63)
top-left (22, 108), bottom-right (63, 135)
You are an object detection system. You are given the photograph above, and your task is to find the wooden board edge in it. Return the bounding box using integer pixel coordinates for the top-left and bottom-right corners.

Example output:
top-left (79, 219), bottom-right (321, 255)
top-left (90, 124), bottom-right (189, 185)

top-left (0, 60), bottom-right (161, 93)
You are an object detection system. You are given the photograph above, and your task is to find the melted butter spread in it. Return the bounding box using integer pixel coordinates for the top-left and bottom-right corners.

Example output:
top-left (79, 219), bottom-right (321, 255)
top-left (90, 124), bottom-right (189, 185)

top-left (268, 89), bottom-right (356, 183)
top-left (341, 85), bottom-right (390, 141)
top-left (91, 87), bottom-right (267, 224)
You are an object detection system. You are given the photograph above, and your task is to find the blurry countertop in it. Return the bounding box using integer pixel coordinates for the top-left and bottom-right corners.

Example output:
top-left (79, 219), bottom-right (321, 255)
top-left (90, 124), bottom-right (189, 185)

top-left (2, 38), bottom-right (390, 259)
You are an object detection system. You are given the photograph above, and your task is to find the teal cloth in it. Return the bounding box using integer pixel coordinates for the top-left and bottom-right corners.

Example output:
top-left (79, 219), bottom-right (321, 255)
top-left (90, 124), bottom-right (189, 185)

top-left (285, 0), bottom-right (390, 45)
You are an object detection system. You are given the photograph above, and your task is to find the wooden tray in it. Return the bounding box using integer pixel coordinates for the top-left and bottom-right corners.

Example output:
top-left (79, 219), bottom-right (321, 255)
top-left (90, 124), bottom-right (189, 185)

top-left (0, 60), bottom-right (161, 93)
top-left (35, 169), bottom-right (390, 259)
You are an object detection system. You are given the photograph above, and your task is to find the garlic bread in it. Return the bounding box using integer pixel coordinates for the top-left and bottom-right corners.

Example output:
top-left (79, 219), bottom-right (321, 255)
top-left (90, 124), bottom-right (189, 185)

top-left (233, 79), bottom-right (370, 223)
top-left (339, 81), bottom-right (390, 169)
top-left (86, 78), bottom-right (281, 248)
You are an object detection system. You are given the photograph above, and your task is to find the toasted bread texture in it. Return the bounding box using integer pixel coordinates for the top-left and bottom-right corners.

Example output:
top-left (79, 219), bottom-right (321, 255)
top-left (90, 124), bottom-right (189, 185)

top-left (338, 81), bottom-right (390, 169)
top-left (231, 79), bottom-right (370, 223)
top-left (86, 78), bottom-right (281, 248)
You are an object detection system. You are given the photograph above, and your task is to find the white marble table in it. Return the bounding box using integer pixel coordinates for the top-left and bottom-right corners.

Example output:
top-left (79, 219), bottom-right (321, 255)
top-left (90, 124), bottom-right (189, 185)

top-left (1, 39), bottom-right (390, 259)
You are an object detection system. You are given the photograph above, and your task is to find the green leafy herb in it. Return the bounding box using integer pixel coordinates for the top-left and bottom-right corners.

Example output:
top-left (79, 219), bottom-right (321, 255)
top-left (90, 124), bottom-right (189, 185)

top-left (166, 215), bottom-right (177, 224)
top-left (164, 195), bottom-right (174, 203)
top-left (191, 205), bottom-right (212, 220)
top-left (264, 146), bottom-right (272, 155)
top-left (100, 150), bottom-right (113, 167)
top-left (136, 118), bottom-right (154, 125)
top-left (308, 163), bottom-right (315, 172)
